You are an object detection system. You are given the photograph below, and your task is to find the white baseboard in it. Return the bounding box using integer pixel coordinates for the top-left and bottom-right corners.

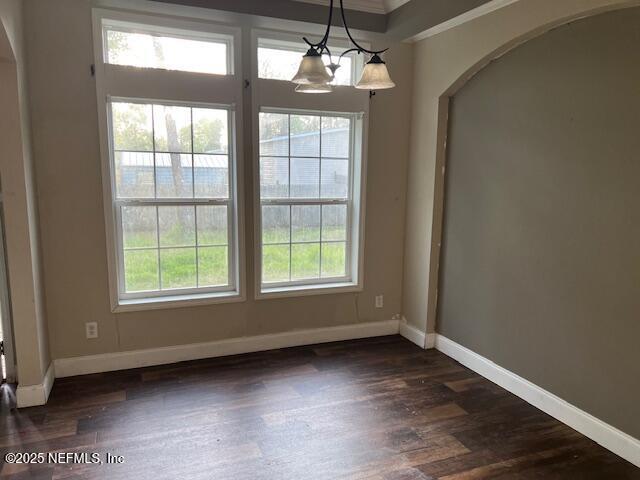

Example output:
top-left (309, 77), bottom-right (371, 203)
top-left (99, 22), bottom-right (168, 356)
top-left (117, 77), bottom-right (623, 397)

top-left (399, 318), bottom-right (436, 349)
top-left (54, 320), bottom-right (401, 378)
top-left (434, 334), bottom-right (640, 468)
top-left (16, 362), bottom-right (55, 408)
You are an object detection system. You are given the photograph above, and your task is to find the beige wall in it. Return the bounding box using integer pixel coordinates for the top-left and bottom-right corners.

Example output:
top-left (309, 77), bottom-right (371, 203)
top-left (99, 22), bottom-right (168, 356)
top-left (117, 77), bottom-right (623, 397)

top-left (0, 0), bottom-right (50, 387)
top-left (439, 7), bottom-right (640, 439)
top-left (24, 0), bottom-right (413, 359)
top-left (402, 0), bottom-right (640, 334)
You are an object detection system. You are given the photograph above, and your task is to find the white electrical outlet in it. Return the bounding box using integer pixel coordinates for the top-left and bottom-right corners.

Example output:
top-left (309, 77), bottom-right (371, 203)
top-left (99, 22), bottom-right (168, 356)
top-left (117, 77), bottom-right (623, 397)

top-left (375, 295), bottom-right (384, 308)
top-left (85, 322), bottom-right (98, 339)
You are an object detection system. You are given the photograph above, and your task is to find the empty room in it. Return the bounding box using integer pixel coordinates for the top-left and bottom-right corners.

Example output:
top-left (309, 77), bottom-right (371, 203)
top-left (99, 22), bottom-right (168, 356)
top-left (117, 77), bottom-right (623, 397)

top-left (0, 0), bottom-right (639, 478)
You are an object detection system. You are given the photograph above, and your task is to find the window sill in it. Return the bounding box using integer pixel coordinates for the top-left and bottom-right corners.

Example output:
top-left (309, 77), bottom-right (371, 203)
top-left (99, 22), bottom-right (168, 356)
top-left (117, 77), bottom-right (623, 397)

top-left (257, 282), bottom-right (362, 300)
top-left (113, 290), bottom-right (244, 313)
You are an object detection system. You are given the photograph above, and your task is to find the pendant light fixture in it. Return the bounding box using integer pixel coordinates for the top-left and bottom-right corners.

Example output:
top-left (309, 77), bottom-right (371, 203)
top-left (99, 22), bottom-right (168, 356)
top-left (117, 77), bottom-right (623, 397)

top-left (295, 83), bottom-right (333, 94)
top-left (291, 0), bottom-right (395, 94)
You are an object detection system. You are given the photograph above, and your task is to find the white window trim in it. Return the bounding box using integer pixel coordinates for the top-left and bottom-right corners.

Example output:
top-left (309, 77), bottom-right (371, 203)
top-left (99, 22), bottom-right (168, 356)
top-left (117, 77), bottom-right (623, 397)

top-left (251, 30), bottom-right (369, 300)
top-left (93, 9), bottom-right (246, 312)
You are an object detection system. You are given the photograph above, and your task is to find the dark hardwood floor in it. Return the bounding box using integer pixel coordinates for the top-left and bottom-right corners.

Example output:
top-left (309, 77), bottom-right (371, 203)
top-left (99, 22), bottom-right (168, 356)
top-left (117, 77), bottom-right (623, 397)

top-left (1, 336), bottom-right (638, 479)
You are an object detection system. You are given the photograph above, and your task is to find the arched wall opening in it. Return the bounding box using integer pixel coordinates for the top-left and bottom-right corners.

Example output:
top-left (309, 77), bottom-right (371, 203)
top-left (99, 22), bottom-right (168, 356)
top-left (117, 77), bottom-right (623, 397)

top-left (402, 0), bottom-right (640, 340)
top-left (436, 4), bottom-right (640, 438)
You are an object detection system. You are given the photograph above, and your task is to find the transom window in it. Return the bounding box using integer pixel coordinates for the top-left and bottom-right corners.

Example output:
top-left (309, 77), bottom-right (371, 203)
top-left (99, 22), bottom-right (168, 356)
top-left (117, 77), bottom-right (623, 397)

top-left (258, 110), bottom-right (360, 289)
top-left (104, 21), bottom-right (232, 75)
top-left (258, 38), bottom-right (359, 86)
top-left (109, 100), bottom-right (236, 299)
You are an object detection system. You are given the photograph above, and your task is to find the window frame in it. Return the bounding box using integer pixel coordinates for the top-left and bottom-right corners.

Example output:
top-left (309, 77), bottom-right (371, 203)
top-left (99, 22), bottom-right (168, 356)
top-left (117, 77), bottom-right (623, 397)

top-left (93, 9), bottom-right (245, 312)
top-left (109, 97), bottom-right (238, 301)
top-left (252, 28), bottom-right (370, 299)
top-left (258, 108), bottom-right (359, 291)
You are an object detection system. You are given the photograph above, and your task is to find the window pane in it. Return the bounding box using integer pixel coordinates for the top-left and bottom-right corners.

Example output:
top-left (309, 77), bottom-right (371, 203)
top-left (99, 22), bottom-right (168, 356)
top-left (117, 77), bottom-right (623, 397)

top-left (262, 206), bottom-right (290, 244)
top-left (321, 242), bottom-right (346, 278)
top-left (258, 45), bottom-right (353, 86)
top-left (105, 28), bottom-right (228, 75)
top-left (290, 158), bottom-right (319, 198)
top-left (198, 246), bottom-right (228, 286)
top-left (194, 155), bottom-right (228, 198)
top-left (197, 205), bottom-right (227, 246)
top-left (160, 248), bottom-right (196, 289)
top-left (159, 206), bottom-right (195, 247)
top-left (321, 159), bottom-right (349, 199)
top-left (122, 206), bottom-right (157, 249)
top-left (260, 157), bottom-right (289, 199)
top-left (193, 108), bottom-right (228, 154)
top-left (112, 102), bottom-right (153, 151)
top-left (110, 100), bottom-right (237, 298)
top-left (154, 105), bottom-right (192, 153)
top-left (292, 205), bottom-right (320, 242)
top-left (290, 115), bottom-right (319, 157)
top-left (259, 113), bottom-right (289, 156)
top-left (124, 250), bottom-right (159, 292)
top-left (115, 152), bottom-right (155, 198)
top-left (322, 205), bottom-right (347, 241)
top-left (155, 153), bottom-right (193, 198)
top-left (291, 243), bottom-right (320, 280)
top-left (331, 55), bottom-right (352, 86)
top-left (322, 117), bottom-right (350, 158)
top-left (263, 244), bottom-right (290, 283)
top-left (258, 47), bottom-right (301, 81)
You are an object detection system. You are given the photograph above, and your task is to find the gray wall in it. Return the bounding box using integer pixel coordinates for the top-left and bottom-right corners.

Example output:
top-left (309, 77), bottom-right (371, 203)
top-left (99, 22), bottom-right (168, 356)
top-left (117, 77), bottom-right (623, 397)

top-left (155, 0), bottom-right (495, 39)
top-left (154, 0), bottom-right (387, 32)
top-left (439, 8), bottom-right (640, 439)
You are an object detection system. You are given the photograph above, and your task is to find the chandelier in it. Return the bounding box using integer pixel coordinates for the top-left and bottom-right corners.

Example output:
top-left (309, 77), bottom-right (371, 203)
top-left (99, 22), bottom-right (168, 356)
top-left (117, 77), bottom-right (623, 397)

top-left (291, 0), bottom-right (395, 94)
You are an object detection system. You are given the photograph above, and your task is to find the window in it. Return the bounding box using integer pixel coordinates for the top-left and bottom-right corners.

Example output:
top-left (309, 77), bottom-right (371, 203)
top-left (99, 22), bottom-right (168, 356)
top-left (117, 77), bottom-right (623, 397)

top-left (258, 38), bottom-right (359, 86)
top-left (95, 12), bottom-right (243, 310)
top-left (110, 100), bottom-right (236, 299)
top-left (104, 20), bottom-right (232, 74)
top-left (258, 110), bottom-right (363, 293)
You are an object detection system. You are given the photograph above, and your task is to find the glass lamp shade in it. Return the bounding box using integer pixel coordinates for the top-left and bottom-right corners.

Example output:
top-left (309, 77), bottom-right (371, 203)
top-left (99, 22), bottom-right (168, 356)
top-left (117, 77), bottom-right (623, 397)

top-left (291, 49), bottom-right (333, 85)
top-left (295, 83), bottom-right (333, 94)
top-left (355, 54), bottom-right (396, 90)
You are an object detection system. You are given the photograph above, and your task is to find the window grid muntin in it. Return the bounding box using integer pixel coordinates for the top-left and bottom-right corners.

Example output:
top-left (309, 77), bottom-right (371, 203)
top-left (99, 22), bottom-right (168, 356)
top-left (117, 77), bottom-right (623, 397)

top-left (259, 110), bottom-right (354, 288)
top-left (109, 99), bottom-right (236, 300)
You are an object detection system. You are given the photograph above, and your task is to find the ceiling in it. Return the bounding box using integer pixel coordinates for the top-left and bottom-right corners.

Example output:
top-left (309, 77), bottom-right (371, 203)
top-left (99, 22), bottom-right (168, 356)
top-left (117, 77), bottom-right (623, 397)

top-left (292, 0), bottom-right (412, 15)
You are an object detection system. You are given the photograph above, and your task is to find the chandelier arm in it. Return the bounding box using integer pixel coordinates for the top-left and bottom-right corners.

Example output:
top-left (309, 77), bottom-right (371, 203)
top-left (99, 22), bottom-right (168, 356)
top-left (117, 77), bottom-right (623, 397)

top-left (303, 0), bottom-right (334, 49)
top-left (338, 47), bottom-right (360, 62)
top-left (339, 0), bottom-right (387, 55)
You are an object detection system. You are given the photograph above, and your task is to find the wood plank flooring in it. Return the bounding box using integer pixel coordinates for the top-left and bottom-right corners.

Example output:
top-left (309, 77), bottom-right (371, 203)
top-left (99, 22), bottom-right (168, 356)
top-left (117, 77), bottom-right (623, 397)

top-left (0, 336), bottom-right (638, 479)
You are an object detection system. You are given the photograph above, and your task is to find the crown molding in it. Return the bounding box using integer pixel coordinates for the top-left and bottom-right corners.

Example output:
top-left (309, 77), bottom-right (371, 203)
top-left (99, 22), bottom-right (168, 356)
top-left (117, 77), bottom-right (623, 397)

top-left (292, 0), bottom-right (395, 14)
